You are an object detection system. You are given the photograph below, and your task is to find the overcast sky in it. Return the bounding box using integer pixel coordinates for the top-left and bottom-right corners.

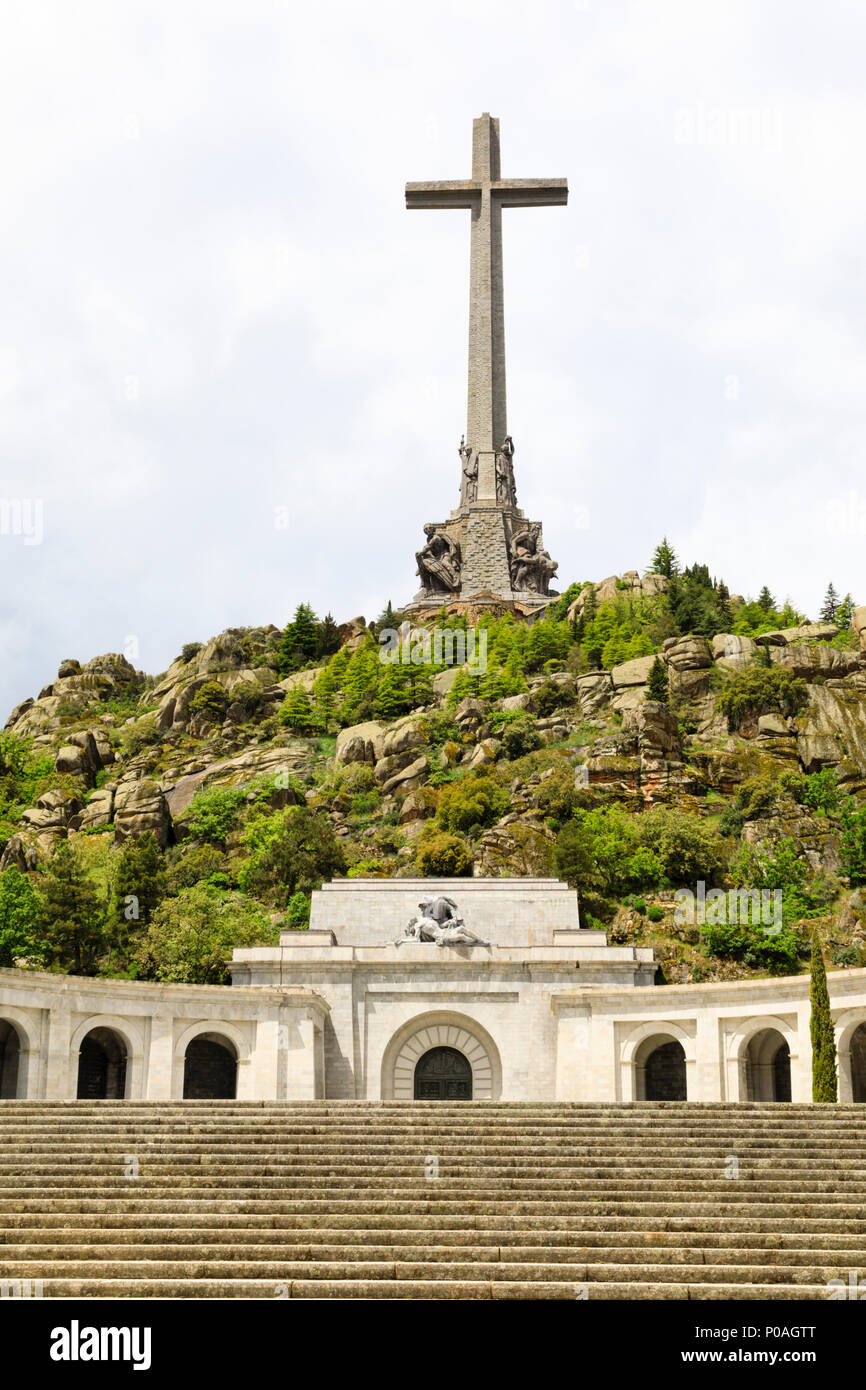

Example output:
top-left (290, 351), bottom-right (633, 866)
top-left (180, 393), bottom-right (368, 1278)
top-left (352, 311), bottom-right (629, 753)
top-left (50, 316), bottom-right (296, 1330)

top-left (1, 0), bottom-right (865, 720)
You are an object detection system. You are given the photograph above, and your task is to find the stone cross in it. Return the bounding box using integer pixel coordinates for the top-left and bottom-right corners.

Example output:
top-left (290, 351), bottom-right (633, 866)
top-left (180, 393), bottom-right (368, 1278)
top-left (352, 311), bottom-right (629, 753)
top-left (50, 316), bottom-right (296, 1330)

top-left (406, 114), bottom-right (567, 504)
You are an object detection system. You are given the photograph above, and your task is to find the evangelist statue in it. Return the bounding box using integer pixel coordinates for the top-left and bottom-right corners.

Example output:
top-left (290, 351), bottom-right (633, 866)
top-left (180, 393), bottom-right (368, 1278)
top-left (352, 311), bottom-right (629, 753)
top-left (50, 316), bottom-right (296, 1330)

top-left (495, 435), bottom-right (516, 505)
top-left (509, 523), bottom-right (558, 595)
top-left (459, 436), bottom-right (478, 505)
top-left (395, 896), bottom-right (490, 948)
top-left (416, 524), bottom-right (461, 594)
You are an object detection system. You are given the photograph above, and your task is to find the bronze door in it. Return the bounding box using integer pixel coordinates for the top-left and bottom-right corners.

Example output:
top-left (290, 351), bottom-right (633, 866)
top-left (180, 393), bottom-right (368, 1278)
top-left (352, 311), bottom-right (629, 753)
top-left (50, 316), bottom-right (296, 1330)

top-left (414, 1046), bottom-right (472, 1100)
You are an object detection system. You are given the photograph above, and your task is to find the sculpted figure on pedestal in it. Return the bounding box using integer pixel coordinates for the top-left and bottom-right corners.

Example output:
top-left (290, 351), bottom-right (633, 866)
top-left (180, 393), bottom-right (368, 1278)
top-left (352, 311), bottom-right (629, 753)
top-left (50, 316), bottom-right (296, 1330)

top-left (509, 524), bottom-right (558, 595)
top-left (395, 896), bottom-right (490, 948)
top-left (495, 435), bottom-right (516, 505)
top-left (416, 525), bottom-right (461, 594)
top-left (459, 436), bottom-right (478, 505)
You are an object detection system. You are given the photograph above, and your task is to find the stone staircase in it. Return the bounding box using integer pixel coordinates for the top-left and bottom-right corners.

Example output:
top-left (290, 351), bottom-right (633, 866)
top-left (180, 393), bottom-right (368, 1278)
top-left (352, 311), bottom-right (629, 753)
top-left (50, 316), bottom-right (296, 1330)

top-left (0, 1101), bottom-right (864, 1299)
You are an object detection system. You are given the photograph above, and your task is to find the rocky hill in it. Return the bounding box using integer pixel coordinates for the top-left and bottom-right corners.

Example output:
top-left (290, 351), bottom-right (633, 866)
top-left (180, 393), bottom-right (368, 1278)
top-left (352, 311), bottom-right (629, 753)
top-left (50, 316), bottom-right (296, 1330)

top-left (2, 568), bottom-right (866, 987)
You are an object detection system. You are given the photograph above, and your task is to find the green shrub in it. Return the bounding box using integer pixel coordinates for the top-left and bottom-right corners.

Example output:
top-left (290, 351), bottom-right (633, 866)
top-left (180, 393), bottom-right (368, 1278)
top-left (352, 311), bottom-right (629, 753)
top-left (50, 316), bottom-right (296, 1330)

top-left (646, 904), bottom-right (664, 922)
top-left (802, 767), bottom-right (839, 816)
top-left (634, 806), bottom-right (726, 885)
top-left (0, 866), bottom-right (45, 968)
top-left (119, 713), bottom-right (161, 757)
top-left (735, 774), bottom-right (781, 822)
top-left (631, 897), bottom-right (647, 915)
top-left (184, 785), bottom-right (248, 847)
top-left (189, 680), bottom-right (230, 724)
top-left (134, 884), bottom-right (276, 984)
top-left (237, 806), bottom-right (346, 906)
top-left (701, 920), bottom-right (749, 958)
top-left (718, 665), bottom-right (808, 729)
top-left (286, 891), bottom-right (311, 926)
top-left (778, 769), bottom-right (807, 802)
top-left (180, 642), bottom-right (203, 664)
top-left (501, 716), bottom-right (542, 760)
top-left (533, 679), bottom-right (573, 718)
top-left (415, 830), bottom-right (472, 877)
top-left (228, 680), bottom-right (265, 717)
top-left (436, 775), bottom-right (508, 833)
top-left (840, 799), bottom-right (866, 884)
top-left (166, 844), bottom-right (229, 892)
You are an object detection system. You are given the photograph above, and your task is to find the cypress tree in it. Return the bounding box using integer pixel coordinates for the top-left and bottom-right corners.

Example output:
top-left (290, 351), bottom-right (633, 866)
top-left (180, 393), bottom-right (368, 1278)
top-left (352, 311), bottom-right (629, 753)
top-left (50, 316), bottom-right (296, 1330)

top-left (810, 930), bottom-right (837, 1103)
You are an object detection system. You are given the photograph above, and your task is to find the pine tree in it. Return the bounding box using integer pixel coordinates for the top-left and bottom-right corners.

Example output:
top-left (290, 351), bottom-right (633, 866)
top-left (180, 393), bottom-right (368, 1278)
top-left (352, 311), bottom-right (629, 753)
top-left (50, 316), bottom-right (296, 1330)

top-left (757, 586), bottom-right (775, 613)
top-left (112, 832), bottom-right (165, 941)
top-left (820, 583), bottom-right (840, 624)
top-left (279, 684), bottom-right (316, 732)
top-left (810, 931), bottom-right (837, 1103)
top-left (277, 603), bottom-right (320, 674)
top-left (646, 655), bottom-right (669, 703)
top-left (649, 538), bottom-right (678, 579)
top-left (373, 663), bottom-right (409, 720)
top-left (715, 581), bottom-right (733, 630)
top-left (834, 593), bottom-right (856, 629)
top-left (581, 584), bottom-right (597, 622)
top-left (316, 612), bottom-right (341, 659)
top-left (312, 664), bottom-right (339, 732)
top-left (37, 840), bottom-right (106, 975)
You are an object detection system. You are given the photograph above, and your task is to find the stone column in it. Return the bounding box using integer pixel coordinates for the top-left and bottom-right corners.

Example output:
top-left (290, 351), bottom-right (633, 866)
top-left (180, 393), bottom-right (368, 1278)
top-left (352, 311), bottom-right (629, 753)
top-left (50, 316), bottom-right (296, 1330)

top-left (145, 1014), bottom-right (175, 1100)
top-left (43, 1001), bottom-right (73, 1099)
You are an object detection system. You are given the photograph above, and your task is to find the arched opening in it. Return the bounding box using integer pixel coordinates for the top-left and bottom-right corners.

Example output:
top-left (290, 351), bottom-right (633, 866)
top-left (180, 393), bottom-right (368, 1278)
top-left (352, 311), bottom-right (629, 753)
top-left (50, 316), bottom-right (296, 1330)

top-left (635, 1036), bottom-right (687, 1101)
top-left (0, 1020), bottom-right (23, 1099)
top-left (381, 1014), bottom-right (501, 1101)
top-left (76, 1027), bottom-right (128, 1100)
top-left (850, 1023), bottom-right (866, 1102)
top-left (414, 1046), bottom-right (473, 1100)
top-left (744, 1028), bottom-right (791, 1102)
top-left (183, 1033), bottom-right (238, 1100)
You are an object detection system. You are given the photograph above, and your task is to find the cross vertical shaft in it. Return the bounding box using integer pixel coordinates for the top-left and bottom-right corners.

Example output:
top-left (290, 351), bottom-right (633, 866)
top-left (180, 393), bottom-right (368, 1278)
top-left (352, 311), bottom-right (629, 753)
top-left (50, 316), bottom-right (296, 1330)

top-left (406, 113), bottom-right (567, 511)
top-left (468, 115), bottom-right (506, 501)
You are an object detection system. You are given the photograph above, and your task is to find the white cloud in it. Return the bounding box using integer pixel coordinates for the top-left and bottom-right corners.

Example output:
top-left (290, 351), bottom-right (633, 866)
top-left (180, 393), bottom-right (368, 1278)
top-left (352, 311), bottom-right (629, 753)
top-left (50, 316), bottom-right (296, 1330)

top-left (1, 0), bottom-right (865, 718)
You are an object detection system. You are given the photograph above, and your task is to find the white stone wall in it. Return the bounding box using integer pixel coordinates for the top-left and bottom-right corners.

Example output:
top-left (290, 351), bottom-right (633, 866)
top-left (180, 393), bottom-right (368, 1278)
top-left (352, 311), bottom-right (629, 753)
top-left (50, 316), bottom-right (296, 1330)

top-left (0, 968), bottom-right (328, 1101)
top-left (4, 960), bottom-right (866, 1105)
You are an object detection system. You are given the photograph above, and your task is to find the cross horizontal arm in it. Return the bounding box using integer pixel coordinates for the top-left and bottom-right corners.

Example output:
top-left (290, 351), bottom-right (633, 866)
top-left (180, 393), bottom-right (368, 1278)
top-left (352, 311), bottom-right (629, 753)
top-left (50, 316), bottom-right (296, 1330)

top-left (493, 179), bottom-right (568, 207)
top-left (405, 181), bottom-right (480, 209)
top-left (406, 179), bottom-right (567, 211)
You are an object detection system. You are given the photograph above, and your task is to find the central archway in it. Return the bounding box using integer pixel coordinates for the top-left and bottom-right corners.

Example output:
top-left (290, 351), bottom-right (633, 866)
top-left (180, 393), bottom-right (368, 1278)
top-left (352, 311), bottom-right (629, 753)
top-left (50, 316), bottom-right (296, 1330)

top-left (414, 1046), bottom-right (473, 1100)
top-left (381, 1013), bottom-right (501, 1101)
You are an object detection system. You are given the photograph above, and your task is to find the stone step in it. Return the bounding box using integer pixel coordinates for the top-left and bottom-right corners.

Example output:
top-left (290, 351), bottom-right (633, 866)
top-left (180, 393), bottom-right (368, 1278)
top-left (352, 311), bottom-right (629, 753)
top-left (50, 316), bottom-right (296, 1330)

top-left (0, 1277), bottom-right (835, 1300)
top-left (4, 1211), bottom-right (864, 1234)
top-left (2, 1102), bottom-right (862, 1300)
top-left (0, 1242), bottom-right (860, 1267)
top-left (0, 1257), bottom-right (858, 1284)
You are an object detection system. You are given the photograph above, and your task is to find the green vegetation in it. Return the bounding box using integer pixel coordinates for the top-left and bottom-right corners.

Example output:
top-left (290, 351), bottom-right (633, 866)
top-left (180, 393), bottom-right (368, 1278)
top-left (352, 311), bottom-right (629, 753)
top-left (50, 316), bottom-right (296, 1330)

top-left (810, 931), bottom-right (838, 1102)
top-left (134, 884), bottom-right (276, 984)
top-left (0, 867), bottom-right (44, 967)
top-left (646, 656), bottom-right (669, 703)
top-left (415, 829), bottom-right (472, 877)
top-left (436, 776), bottom-right (508, 834)
top-left (718, 665), bottom-right (808, 729)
